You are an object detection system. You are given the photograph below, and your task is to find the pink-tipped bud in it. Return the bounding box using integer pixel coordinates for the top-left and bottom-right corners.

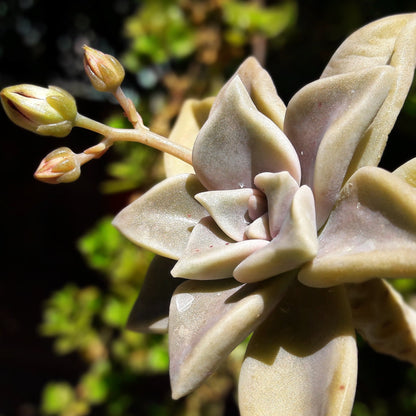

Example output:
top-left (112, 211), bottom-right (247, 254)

top-left (34, 147), bottom-right (81, 184)
top-left (83, 45), bottom-right (125, 92)
top-left (1, 84), bottom-right (77, 137)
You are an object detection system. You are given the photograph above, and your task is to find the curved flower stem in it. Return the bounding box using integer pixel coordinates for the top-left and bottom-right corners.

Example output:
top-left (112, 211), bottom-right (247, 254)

top-left (113, 86), bottom-right (146, 129)
top-left (74, 113), bottom-right (193, 165)
top-left (75, 113), bottom-right (114, 137)
top-left (111, 128), bottom-right (193, 165)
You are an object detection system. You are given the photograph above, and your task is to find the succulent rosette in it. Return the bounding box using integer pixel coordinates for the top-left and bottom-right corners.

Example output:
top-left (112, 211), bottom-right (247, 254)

top-left (113, 14), bottom-right (416, 416)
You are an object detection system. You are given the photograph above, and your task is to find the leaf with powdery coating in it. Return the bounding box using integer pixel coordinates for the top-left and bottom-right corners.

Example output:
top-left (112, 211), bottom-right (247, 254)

top-left (169, 273), bottom-right (294, 399)
top-left (238, 283), bottom-right (357, 416)
top-left (113, 174), bottom-right (207, 259)
top-left (322, 14), bottom-right (416, 175)
top-left (299, 167), bottom-right (416, 288)
top-left (347, 278), bottom-right (416, 366)
top-left (171, 217), bottom-right (268, 280)
top-left (164, 97), bottom-right (214, 178)
top-left (215, 57), bottom-right (287, 130)
top-left (195, 188), bottom-right (256, 241)
top-left (254, 171), bottom-right (299, 238)
top-left (234, 186), bottom-right (317, 283)
top-left (192, 75), bottom-right (300, 191)
top-left (127, 256), bottom-right (183, 334)
top-left (285, 66), bottom-right (394, 228)
top-left (393, 157), bottom-right (416, 187)
top-left (340, 162), bottom-right (416, 364)
top-left (245, 214), bottom-right (270, 240)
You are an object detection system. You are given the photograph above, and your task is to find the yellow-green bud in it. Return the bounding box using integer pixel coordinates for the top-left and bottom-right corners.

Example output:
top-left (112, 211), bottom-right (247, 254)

top-left (34, 147), bottom-right (81, 184)
top-left (1, 84), bottom-right (77, 137)
top-left (83, 45), bottom-right (125, 92)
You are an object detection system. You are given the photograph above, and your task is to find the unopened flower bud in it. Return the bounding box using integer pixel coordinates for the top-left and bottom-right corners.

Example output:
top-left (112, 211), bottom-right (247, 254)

top-left (83, 45), bottom-right (125, 92)
top-left (34, 147), bottom-right (81, 184)
top-left (1, 84), bottom-right (77, 137)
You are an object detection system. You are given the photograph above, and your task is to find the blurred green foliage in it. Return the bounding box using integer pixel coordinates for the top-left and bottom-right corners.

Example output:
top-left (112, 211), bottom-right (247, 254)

top-left (39, 214), bottom-right (170, 415)
top-left (123, 0), bottom-right (196, 69)
top-left (122, 0), bottom-right (297, 73)
top-left (223, 1), bottom-right (296, 44)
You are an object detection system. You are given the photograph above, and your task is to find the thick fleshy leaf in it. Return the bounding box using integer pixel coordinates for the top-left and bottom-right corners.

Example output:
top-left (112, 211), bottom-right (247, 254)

top-left (245, 213), bottom-right (270, 240)
top-left (238, 283), bottom-right (357, 416)
top-left (321, 14), bottom-right (416, 175)
top-left (234, 186), bottom-right (317, 283)
top-left (127, 256), bottom-right (183, 334)
top-left (192, 75), bottom-right (300, 191)
top-left (394, 157), bottom-right (416, 187)
top-left (254, 171), bottom-right (299, 238)
top-left (171, 217), bottom-right (269, 280)
top-left (215, 57), bottom-right (287, 130)
top-left (164, 97), bottom-right (214, 177)
top-left (285, 66), bottom-right (394, 227)
top-left (113, 174), bottom-right (207, 259)
top-left (347, 278), bottom-right (416, 366)
top-left (169, 273), bottom-right (294, 399)
top-left (299, 166), bottom-right (416, 288)
top-left (247, 192), bottom-right (268, 221)
top-left (195, 188), bottom-right (254, 241)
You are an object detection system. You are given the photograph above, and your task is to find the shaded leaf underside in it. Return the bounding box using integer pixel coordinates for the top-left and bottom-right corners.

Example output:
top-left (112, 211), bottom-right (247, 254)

top-left (169, 274), bottom-right (294, 399)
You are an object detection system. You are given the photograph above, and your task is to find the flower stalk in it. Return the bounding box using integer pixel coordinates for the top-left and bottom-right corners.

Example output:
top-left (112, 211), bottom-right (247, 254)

top-left (0, 45), bottom-right (193, 184)
top-left (74, 113), bottom-right (192, 165)
top-left (113, 86), bottom-right (146, 129)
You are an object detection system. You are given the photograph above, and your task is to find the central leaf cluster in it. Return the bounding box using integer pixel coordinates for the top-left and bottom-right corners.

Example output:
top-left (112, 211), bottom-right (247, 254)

top-left (171, 170), bottom-right (317, 283)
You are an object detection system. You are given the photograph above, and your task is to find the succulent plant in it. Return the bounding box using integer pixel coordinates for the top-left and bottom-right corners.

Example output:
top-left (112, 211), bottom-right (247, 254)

top-left (3, 12), bottom-right (416, 416)
top-left (112, 14), bottom-right (416, 415)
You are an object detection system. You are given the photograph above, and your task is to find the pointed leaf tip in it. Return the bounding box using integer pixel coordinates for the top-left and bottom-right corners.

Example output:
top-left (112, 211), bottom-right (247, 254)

top-left (285, 65), bottom-right (395, 227)
top-left (113, 174), bottom-right (207, 259)
top-left (193, 75), bottom-right (300, 191)
top-left (299, 167), bottom-right (416, 287)
top-left (322, 13), bottom-right (416, 173)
